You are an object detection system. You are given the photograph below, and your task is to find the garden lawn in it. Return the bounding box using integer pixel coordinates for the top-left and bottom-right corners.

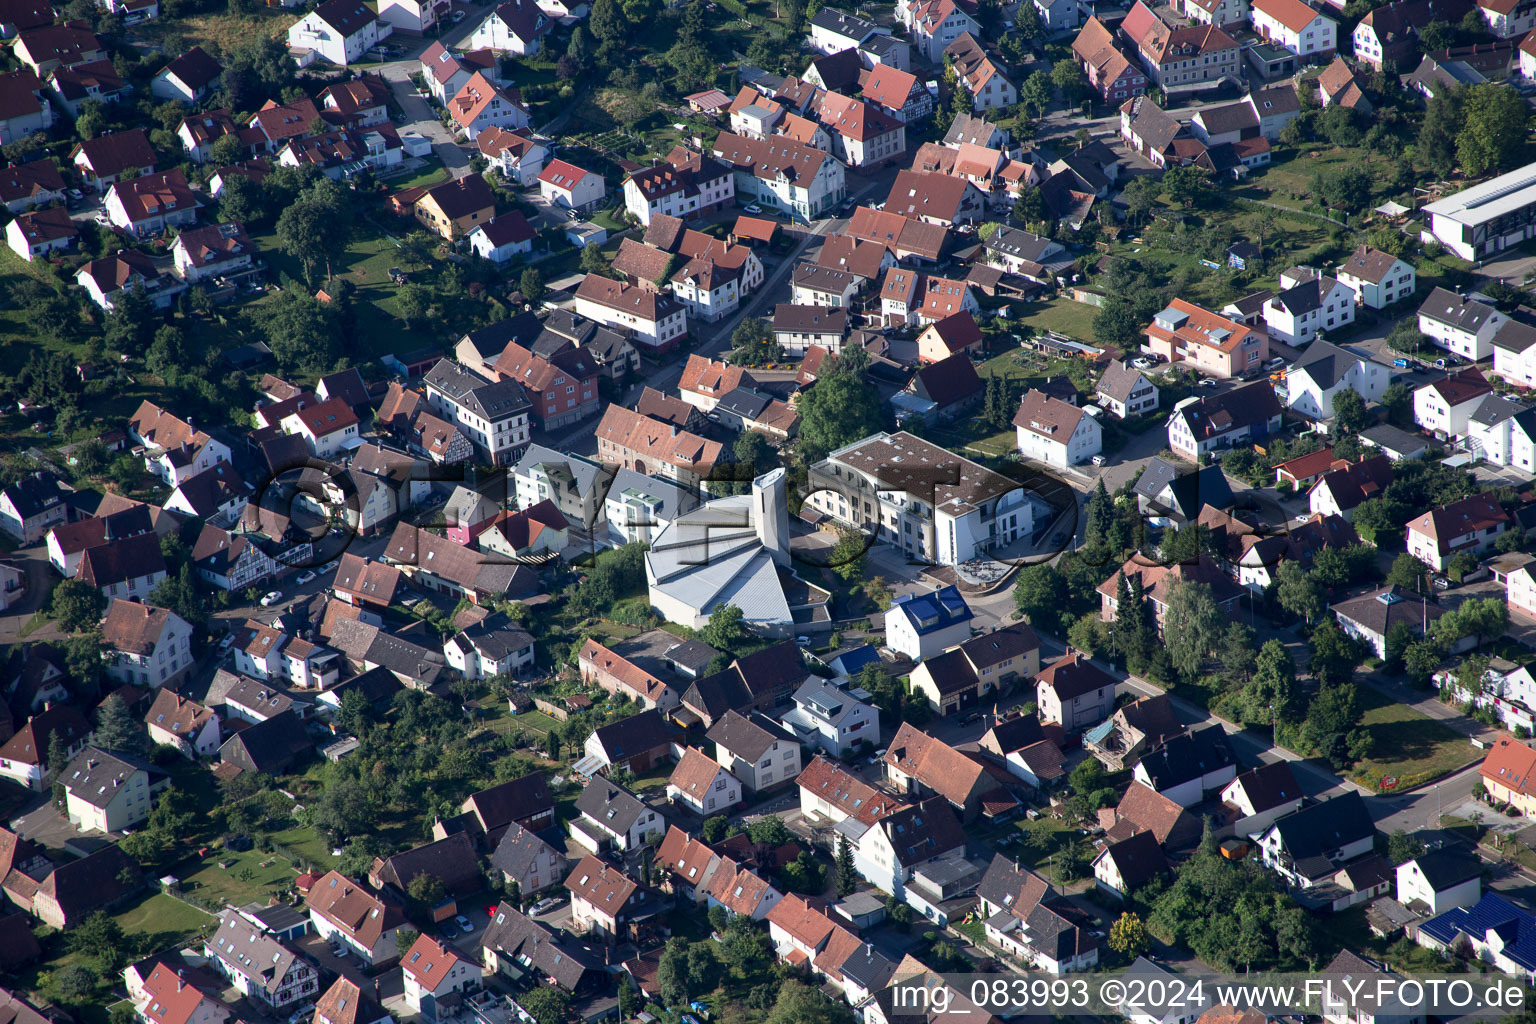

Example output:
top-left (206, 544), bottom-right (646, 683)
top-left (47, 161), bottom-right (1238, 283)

top-left (1016, 297), bottom-right (1100, 342)
top-left (513, 710), bottom-right (561, 736)
top-left (112, 892), bottom-right (215, 943)
top-left (1348, 686), bottom-right (1478, 792)
top-left (177, 845), bottom-right (308, 908)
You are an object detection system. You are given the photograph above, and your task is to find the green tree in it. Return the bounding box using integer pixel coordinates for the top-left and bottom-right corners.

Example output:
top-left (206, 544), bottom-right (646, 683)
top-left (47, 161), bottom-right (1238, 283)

top-left (1331, 388), bottom-right (1370, 433)
top-left (1051, 60), bottom-right (1088, 105)
top-left (520, 267), bottom-right (546, 304)
top-left (765, 980), bottom-right (847, 1024)
top-left (1274, 560), bottom-right (1323, 623)
top-left (94, 694), bottom-right (147, 756)
top-left (1020, 70), bottom-right (1052, 117)
top-left (311, 774), bottom-right (376, 841)
top-left (700, 603), bottom-right (754, 654)
top-left (734, 431), bottom-right (778, 477)
top-left (1162, 165), bottom-right (1211, 208)
top-left (1163, 580), bottom-right (1224, 680)
top-left (407, 872), bottom-right (447, 907)
top-left (795, 355), bottom-right (886, 462)
top-left (1012, 184), bottom-right (1046, 225)
top-left (1386, 552), bottom-right (1432, 592)
top-left (52, 578), bottom-right (106, 633)
top-left (1387, 829), bottom-right (1426, 865)
top-left (1220, 620), bottom-right (1257, 679)
top-left (1310, 619), bottom-right (1363, 687)
top-left (829, 527), bottom-right (869, 583)
top-left (521, 985), bottom-right (572, 1024)
top-left (259, 290), bottom-right (340, 377)
top-left (1013, 563), bottom-right (1068, 630)
top-left (657, 938), bottom-right (690, 1005)
top-left (1093, 299), bottom-right (1139, 349)
top-left (836, 834), bottom-right (857, 896)
top-left (68, 912), bottom-right (129, 972)
top-left (1108, 911), bottom-right (1149, 957)
top-left (1458, 83), bottom-right (1529, 177)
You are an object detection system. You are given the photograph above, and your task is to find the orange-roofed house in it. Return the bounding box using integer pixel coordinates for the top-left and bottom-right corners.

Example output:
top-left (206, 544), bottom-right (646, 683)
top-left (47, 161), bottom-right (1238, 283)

top-left (1072, 17), bottom-right (1147, 102)
top-left (448, 71), bottom-right (529, 140)
top-left (594, 406), bottom-right (722, 491)
top-left (797, 753), bottom-right (908, 826)
top-left (1405, 493), bottom-right (1510, 571)
top-left (138, 962), bottom-right (229, 1024)
top-left (104, 169), bottom-right (200, 236)
top-left (861, 63), bottom-right (933, 122)
top-left (278, 395), bottom-right (360, 459)
top-left (916, 308), bottom-right (983, 360)
top-left (578, 636), bottom-right (685, 712)
top-left (305, 870), bottom-right (406, 965)
top-left (402, 934), bottom-right (482, 1020)
top-left (1145, 298), bottom-right (1267, 378)
top-left (666, 746), bottom-right (741, 816)
top-left (539, 157), bottom-right (606, 211)
top-left (1251, 0), bottom-right (1337, 56)
top-left (566, 854), bottom-right (665, 941)
top-left (705, 857), bottom-right (784, 920)
top-left (575, 274), bottom-right (687, 352)
top-left (1481, 734), bottom-right (1536, 815)
top-left (655, 824), bottom-right (722, 899)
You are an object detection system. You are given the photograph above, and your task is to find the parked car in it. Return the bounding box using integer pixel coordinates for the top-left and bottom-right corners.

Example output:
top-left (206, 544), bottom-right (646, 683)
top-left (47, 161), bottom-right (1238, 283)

top-left (259, 590), bottom-right (283, 607)
top-left (297, 570), bottom-right (317, 584)
top-left (1199, 378), bottom-right (1218, 388)
top-left (1091, 455), bottom-right (1106, 467)
top-left (742, 202), bottom-right (762, 214)
top-left (455, 914), bottom-right (475, 933)
top-left (530, 896), bottom-right (565, 915)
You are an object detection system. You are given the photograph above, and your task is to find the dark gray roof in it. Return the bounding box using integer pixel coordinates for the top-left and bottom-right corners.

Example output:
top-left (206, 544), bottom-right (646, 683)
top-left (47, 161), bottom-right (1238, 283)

top-left (481, 901), bottom-right (602, 991)
top-left (714, 386), bottom-right (778, 421)
top-left (1492, 318), bottom-right (1536, 354)
top-left (424, 358), bottom-right (530, 422)
top-left (1418, 287), bottom-right (1499, 332)
top-left (1098, 830), bottom-right (1168, 890)
top-left (62, 747), bottom-right (163, 809)
top-left (1332, 584), bottom-right (1445, 636)
top-left (1405, 849), bottom-right (1482, 888)
top-left (488, 820), bottom-right (565, 880)
top-left (0, 472), bottom-right (64, 520)
top-left (1097, 359), bottom-right (1154, 403)
top-left (1470, 393), bottom-right (1532, 428)
top-left (450, 614), bottom-right (535, 661)
top-left (1135, 726), bottom-right (1234, 791)
top-left (459, 311), bottom-right (543, 359)
top-left (958, 621), bottom-right (1039, 671)
top-left (879, 797), bottom-right (965, 866)
top-left (985, 226), bottom-right (1056, 263)
top-left (1229, 761), bottom-right (1301, 813)
top-left (1292, 339), bottom-right (1364, 390)
top-left (574, 779), bottom-right (650, 833)
top-left (1267, 792), bottom-right (1375, 862)
top-left (589, 708), bottom-right (672, 762)
top-left (808, 7), bottom-right (880, 39)
top-left (707, 709), bottom-right (796, 761)
top-left (1360, 423), bottom-right (1429, 456)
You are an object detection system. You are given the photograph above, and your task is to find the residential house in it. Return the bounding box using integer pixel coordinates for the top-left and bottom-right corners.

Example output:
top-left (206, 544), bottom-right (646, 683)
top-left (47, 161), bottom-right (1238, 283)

top-left (172, 222), bottom-right (255, 284)
top-left (1418, 288), bottom-right (1507, 360)
top-left (423, 357), bottom-right (531, 466)
top-left (1414, 368), bottom-right (1495, 436)
top-left (104, 170), bottom-right (199, 236)
top-left (447, 72), bottom-right (528, 141)
top-left (1098, 554), bottom-right (1245, 636)
top-left (75, 249), bottom-right (184, 311)
top-left (707, 710), bottom-right (802, 792)
top-left (781, 678), bottom-right (879, 756)
top-left (946, 33), bottom-right (1018, 111)
top-left (885, 585), bottom-right (974, 661)
top-left (1118, 1), bottom-right (1241, 87)
top-left (14, 23), bottom-right (106, 76)
top-left (478, 125), bottom-right (548, 184)
top-left (1167, 381), bottom-right (1284, 460)
top-left (1257, 792), bottom-right (1376, 889)
top-left (1405, 494), bottom-right (1510, 571)
top-left (667, 747), bottom-right (742, 815)
top-left (61, 747), bottom-right (167, 833)
top-left (567, 855), bottom-right (665, 943)
top-left (143, 689), bottom-right (220, 758)
top-left (0, 705), bottom-right (89, 789)
top-left (0, 472), bottom-right (65, 544)
top-left (77, 532), bottom-right (169, 603)
top-left (314, 979), bottom-right (391, 1024)
top-left (490, 341), bottom-right (602, 431)
top-left (1072, 17), bottom-right (1148, 103)
top-left (217, 710), bottom-right (315, 774)
top-left (468, 212), bottom-right (537, 263)
top-left (1353, 0), bottom-right (1471, 67)
top-left (883, 720), bottom-right (1018, 822)
top-left (1417, 893), bottom-right (1536, 980)
top-left (1092, 830), bottom-right (1170, 897)
top-left (412, 174), bottom-right (497, 239)
top-left (319, 75), bottom-right (391, 125)
top-left (1083, 693), bottom-right (1182, 771)
top-left (1250, 0), bottom-right (1337, 57)
top-left (286, 0), bottom-right (390, 65)
top-left (479, 903), bottom-right (604, 992)
top-left (448, 772), bottom-right (555, 845)
top-left (1131, 726), bottom-right (1237, 807)
top-left (1102, 781), bottom-right (1201, 848)
top-left (798, 754), bottom-right (908, 827)
top-left (279, 396), bottom-right (360, 459)
top-left (712, 131), bottom-right (847, 222)
top-left (488, 820), bottom-right (567, 894)
top-left (906, 621), bottom-right (1041, 717)
top-left (773, 305), bottom-right (849, 356)
top-left (166, 464), bottom-right (250, 524)
top-left (466, 0), bottom-right (550, 55)
top-left (1014, 389), bottom-right (1103, 467)
top-left (900, 0), bottom-right (981, 62)
top-left (0, 71), bottom-right (53, 146)
top-left (1146, 299), bottom-right (1268, 377)
top-left (847, 796), bottom-right (970, 911)
top-left (594, 406), bottom-right (721, 490)
top-left (1396, 850), bottom-right (1482, 914)
top-left (444, 616), bottom-right (536, 680)
top-left (539, 158), bottom-right (605, 211)
top-left (101, 599), bottom-right (192, 690)
top-left (4, 206), bottom-right (75, 264)
top-left (577, 631), bottom-right (715, 712)
top-left (152, 47), bottom-right (222, 103)
top-left (581, 710), bottom-right (673, 776)
top-left (1309, 454), bottom-right (1394, 521)
top-left (205, 909), bottom-right (320, 1011)
top-left (976, 854), bottom-right (1100, 973)
top-left (1317, 55), bottom-right (1374, 112)
top-left (1035, 652), bottom-right (1117, 732)
top-left (0, 157), bottom-right (65, 214)
top-left (1262, 266), bottom-right (1356, 346)
top-left (1220, 761), bottom-right (1304, 837)
top-left (1284, 339), bottom-right (1389, 422)
top-left (401, 935), bottom-right (482, 1022)
top-left (1097, 360), bottom-right (1160, 419)
top-left (623, 147), bottom-right (735, 225)
top-left (575, 275), bottom-right (687, 352)
top-left (1332, 585), bottom-right (1449, 658)
top-left (383, 522), bottom-right (542, 605)
top-left (305, 871), bottom-right (405, 965)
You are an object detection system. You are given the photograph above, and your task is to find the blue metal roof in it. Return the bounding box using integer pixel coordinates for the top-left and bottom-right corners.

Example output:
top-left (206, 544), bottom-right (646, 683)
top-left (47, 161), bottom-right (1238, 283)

top-left (832, 644), bottom-right (880, 675)
top-left (1420, 893), bottom-right (1536, 970)
top-left (891, 585), bottom-right (973, 636)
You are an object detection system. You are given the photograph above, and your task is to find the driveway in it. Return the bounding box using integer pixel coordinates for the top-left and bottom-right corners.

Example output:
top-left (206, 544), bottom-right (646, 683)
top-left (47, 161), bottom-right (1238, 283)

top-left (0, 543), bottom-right (59, 646)
top-left (375, 62), bottom-right (471, 177)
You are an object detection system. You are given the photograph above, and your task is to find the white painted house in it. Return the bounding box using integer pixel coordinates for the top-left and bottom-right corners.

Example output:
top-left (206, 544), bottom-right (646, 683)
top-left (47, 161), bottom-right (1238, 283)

top-left (1013, 389), bottom-right (1103, 467)
top-left (1336, 245), bottom-right (1416, 309)
top-left (1285, 340), bottom-right (1389, 422)
top-left (1418, 288), bottom-right (1507, 361)
top-left (286, 0), bottom-right (389, 66)
top-left (1262, 266), bottom-right (1355, 346)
